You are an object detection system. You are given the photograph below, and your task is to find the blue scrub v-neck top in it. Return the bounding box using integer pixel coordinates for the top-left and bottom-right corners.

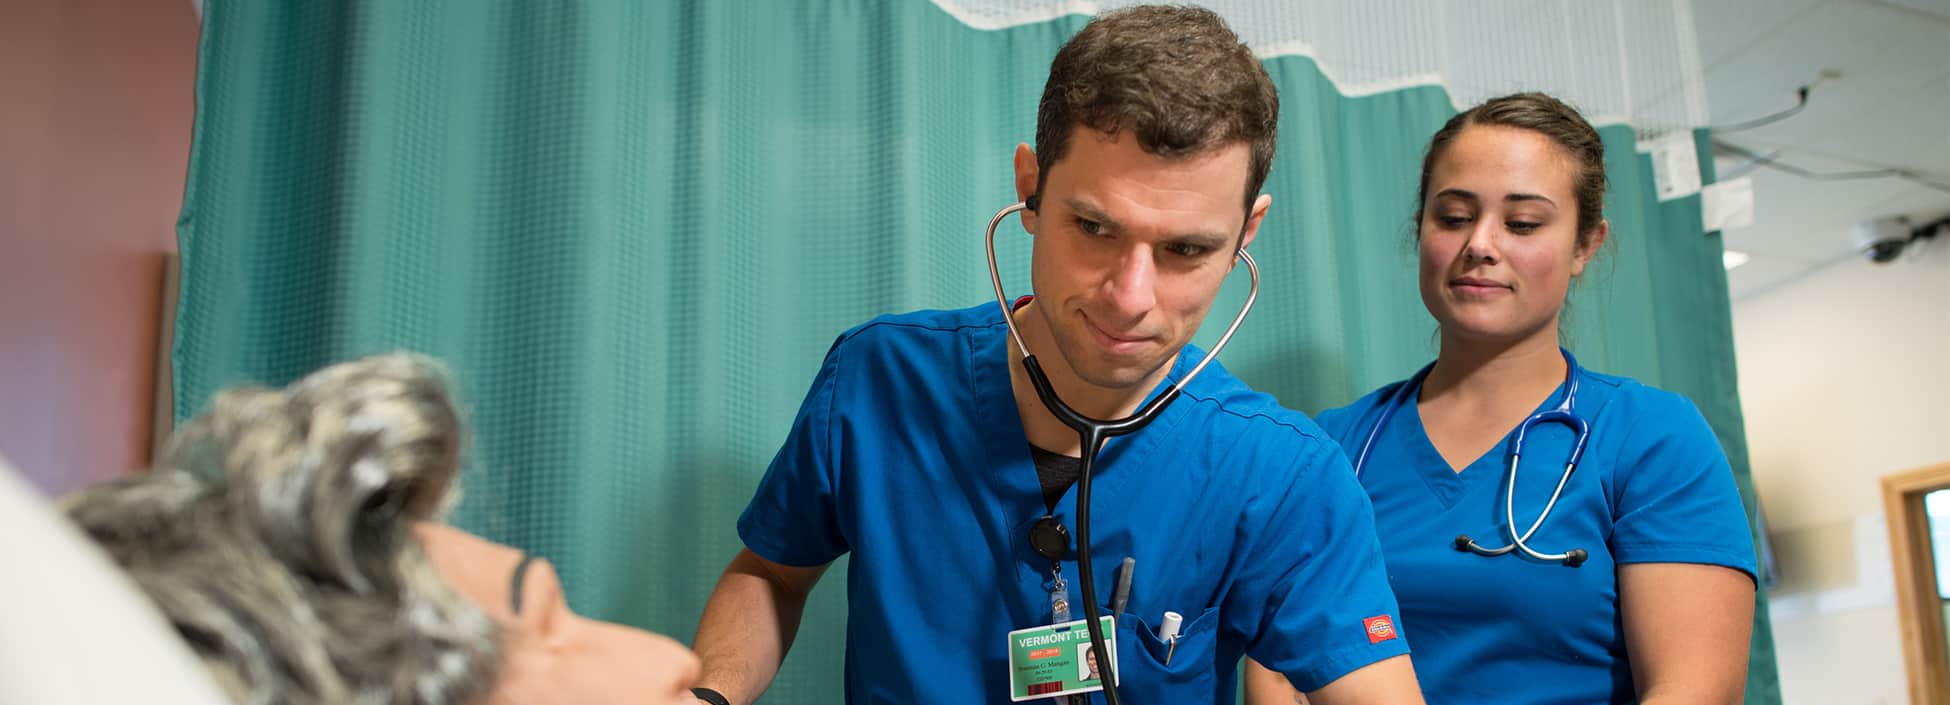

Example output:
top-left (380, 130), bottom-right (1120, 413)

top-left (1318, 360), bottom-right (1757, 705)
top-left (739, 303), bottom-right (1409, 704)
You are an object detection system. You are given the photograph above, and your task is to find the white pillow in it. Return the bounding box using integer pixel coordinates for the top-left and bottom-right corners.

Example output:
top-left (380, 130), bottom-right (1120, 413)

top-left (0, 456), bottom-right (231, 705)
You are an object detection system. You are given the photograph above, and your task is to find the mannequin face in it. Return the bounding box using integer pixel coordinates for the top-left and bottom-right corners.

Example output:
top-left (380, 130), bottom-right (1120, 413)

top-left (414, 523), bottom-right (701, 705)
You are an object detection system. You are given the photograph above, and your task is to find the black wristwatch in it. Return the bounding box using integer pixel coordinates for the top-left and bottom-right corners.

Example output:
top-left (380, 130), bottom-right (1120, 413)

top-left (691, 687), bottom-right (731, 705)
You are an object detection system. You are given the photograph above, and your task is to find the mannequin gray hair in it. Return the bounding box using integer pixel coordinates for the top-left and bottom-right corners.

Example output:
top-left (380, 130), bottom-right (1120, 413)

top-left (60, 353), bottom-right (500, 705)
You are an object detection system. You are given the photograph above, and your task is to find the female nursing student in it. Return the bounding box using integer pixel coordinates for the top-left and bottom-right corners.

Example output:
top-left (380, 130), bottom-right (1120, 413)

top-left (1245, 93), bottom-right (1758, 705)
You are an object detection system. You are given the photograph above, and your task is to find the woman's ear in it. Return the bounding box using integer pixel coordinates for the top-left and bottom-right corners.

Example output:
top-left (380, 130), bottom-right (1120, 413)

top-left (1571, 219), bottom-right (1610, 277)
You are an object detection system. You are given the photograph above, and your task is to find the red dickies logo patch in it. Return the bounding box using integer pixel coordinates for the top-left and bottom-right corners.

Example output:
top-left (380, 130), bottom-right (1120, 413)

top-left (1363, 615), bottom-right (1397, 644)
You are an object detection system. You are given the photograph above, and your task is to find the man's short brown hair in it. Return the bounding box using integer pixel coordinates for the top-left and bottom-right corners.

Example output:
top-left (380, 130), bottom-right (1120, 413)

top-left (1033, 5), bottom-right (1279, 214)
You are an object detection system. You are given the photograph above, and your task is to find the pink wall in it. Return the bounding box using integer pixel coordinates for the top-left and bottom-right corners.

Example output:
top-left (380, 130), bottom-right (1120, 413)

top-left (0, 0), bottom-right (199, 496)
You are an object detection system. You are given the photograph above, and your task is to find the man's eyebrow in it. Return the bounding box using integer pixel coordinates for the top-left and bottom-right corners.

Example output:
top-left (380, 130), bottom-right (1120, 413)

top-left (1063, 198), bottom-right (1122, 231)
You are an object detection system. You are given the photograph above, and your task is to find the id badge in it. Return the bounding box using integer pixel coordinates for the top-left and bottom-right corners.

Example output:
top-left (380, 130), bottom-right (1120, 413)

top-left (1005, 616), bottom-right (1118, 701)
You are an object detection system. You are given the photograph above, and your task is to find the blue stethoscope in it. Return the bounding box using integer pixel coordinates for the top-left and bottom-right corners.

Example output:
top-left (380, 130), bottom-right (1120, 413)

top-left (1353, 349), bottom-right (1594, 567)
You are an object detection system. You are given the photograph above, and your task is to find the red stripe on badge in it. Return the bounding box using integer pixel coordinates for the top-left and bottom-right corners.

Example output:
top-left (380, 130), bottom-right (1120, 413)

top-left (1363, 615), bottom-right (1397, 644)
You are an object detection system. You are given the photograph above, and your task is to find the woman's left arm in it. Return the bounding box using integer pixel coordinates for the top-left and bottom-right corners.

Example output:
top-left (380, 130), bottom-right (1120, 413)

top-left (1618, 562), bottom-right (1755, 705)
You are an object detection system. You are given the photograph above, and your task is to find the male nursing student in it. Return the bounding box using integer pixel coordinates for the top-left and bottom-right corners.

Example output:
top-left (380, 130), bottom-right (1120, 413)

top-left (688, 6), bottom-right (1423, 705)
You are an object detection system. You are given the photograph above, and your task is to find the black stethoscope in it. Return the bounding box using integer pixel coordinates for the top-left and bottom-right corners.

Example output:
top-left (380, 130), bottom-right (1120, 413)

top-left (1352, 348), bottom-right (1593, 567)
top-left (987, 199), bottom-right (1258, 705)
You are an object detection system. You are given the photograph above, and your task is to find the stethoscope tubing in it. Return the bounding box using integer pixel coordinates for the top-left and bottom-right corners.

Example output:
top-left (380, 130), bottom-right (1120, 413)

top-left (985, 201), bottom-right (1258, 705)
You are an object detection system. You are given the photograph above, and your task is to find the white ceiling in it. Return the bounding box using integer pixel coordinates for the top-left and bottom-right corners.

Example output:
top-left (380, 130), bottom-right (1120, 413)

top-left (1692, 0), bottom-right (1950, 298)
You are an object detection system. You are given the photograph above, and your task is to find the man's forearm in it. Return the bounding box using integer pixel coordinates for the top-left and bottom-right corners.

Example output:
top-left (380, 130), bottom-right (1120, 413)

top-left (1636, 689), bottom-right (1743, 705)
top-left (691, 551), bottom-right (821, 705)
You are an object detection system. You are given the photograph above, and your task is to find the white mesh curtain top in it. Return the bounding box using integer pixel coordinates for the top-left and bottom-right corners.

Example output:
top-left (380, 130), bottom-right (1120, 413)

top-left (932, 0), bottom-right (1710, 135)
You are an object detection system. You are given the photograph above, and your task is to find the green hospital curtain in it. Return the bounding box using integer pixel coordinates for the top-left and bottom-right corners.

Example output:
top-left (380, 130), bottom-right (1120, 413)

top-left (174, 1), bottom-right (1778, 702)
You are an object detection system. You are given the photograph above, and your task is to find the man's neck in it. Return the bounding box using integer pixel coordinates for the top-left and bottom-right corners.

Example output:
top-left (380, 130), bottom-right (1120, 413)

top-left (1005, 299), bottom-right (1167, 457)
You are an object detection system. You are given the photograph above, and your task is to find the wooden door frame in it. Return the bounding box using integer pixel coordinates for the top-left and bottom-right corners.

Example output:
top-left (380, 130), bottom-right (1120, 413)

top-left (1883, 460), bottom-right (1950, 705)
top-left (149, 254), bottom-right (178, 465)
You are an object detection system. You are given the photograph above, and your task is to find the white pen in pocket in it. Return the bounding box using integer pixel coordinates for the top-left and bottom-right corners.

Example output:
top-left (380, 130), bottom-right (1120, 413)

top-left (1156, 611), bottom-right (1182, 665)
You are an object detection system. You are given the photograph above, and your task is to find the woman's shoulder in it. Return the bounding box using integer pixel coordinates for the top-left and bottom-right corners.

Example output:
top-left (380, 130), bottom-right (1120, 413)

top-left (1579, 368), bottom-right (1708, 423)
top-left (1576, 367), bottom-right (1724, 465)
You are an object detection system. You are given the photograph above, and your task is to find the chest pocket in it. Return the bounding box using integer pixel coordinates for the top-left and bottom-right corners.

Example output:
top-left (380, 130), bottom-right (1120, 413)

top-left (1110, 606), bottom-right (1222, 703)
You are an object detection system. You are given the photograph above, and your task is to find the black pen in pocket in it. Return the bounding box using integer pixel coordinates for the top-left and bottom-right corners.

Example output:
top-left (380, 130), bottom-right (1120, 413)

top-left (1110, 557), bottom-right (1134, 618)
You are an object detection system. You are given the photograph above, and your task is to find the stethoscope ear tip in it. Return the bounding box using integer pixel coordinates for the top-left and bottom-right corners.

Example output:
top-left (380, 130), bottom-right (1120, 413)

top-left (1453, 535), bottom-right (1475, 552)
top-left (1563, 549), bottom-right (1589, 567)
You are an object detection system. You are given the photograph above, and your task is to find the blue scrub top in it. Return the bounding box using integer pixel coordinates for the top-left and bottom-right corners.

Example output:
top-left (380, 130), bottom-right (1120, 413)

top-left (740, 303), bottom-right (1408, 704)
top-left (1318, 358), bottom-right (1758, 705)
